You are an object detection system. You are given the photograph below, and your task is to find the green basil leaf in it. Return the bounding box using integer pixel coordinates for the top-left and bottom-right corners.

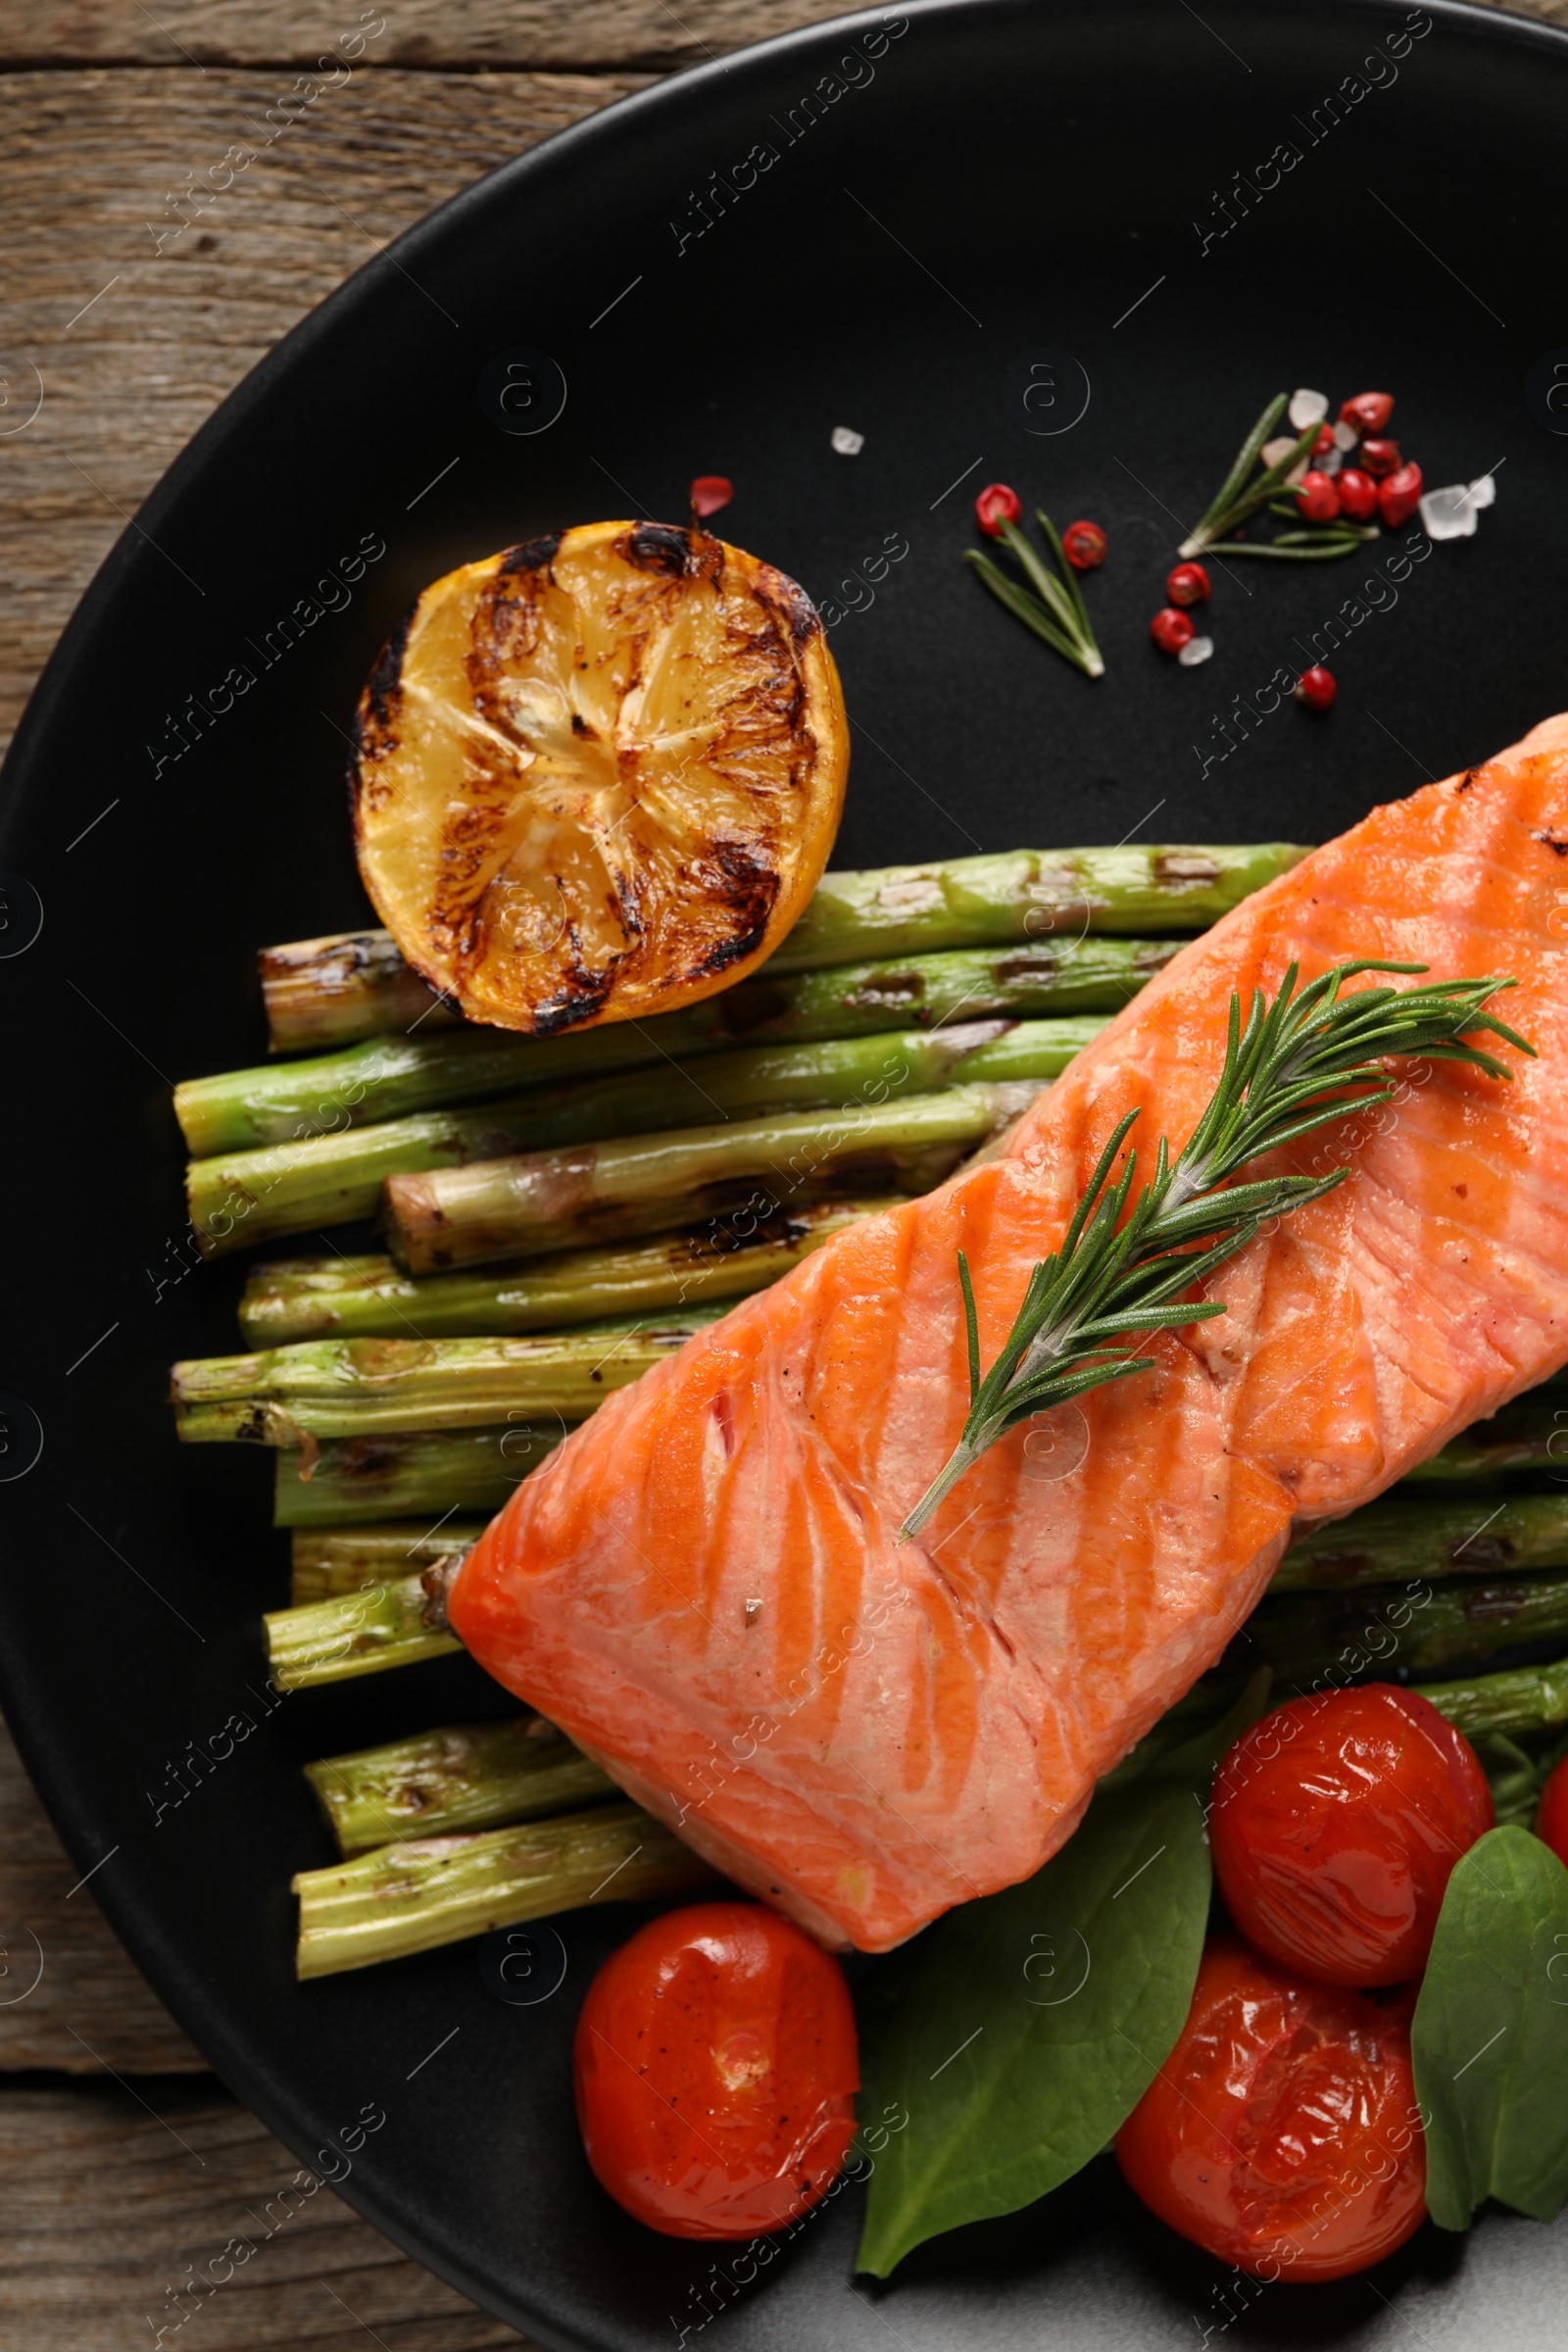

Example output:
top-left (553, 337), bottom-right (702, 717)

top-left (1412, 1826), bottom-right (1568, 2230)
top-left (854, 1780), bottom-right (1208, 2276)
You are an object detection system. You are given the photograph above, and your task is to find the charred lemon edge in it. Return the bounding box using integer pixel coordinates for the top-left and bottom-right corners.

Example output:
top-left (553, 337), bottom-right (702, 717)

top-left (349, 519), bottom-right (850, 1036)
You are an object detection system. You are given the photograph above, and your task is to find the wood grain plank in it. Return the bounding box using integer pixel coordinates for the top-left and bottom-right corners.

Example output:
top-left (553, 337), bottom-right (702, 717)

top-left (0, 65), bottom-right (645, 758)
top-left (0, 2082), bottom-right (524, 2345)
top-left (0, 0), bottom-right (1562, 74)
top-left (0, 1714), bottom-right (205, 2074)
top-left (0, 0), bottom-right (860, 73)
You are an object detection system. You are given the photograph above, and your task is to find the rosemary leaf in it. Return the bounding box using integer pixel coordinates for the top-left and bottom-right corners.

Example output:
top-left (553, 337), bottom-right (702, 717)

top-left (965, 511), bottom-right (1105, 680)
top-left (965, 554), bottom-right (1085, 667)
top-left (1190, 391), bottom-right (1288, 546)
top-left (1179, 393), bottom-right (1322, 557)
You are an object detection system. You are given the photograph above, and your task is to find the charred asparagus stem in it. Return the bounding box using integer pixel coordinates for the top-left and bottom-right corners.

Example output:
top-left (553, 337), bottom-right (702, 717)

top-left (303, 1635), bottom-right (1568, 1870)
top-left (261, 929), bottom-right (452, 1053)
top-left (240, 1200), bottom-right (898, 1347)
top-left (1419, 1655), bottom-right (1568, 1742)
top-left (271, 1389), bottom-right (1566, 1532)
top-left (268, 1461), bottom-right (1568, 1678)
top-left (1399, 1394), bottom-right (1568, 1486)
top-left (274, 1421), bottom-right (570, 1526)
top-left (1272, 1493), bottom-right (1568, 1591)
top-left (384, 1083), bottom-right (1045, 1276)
top-left (261, 847), bottom-right (1307, 1052)
top-left (266, 1572), bottom-right (462, 1688)
top-left (293, 1801), bottom-right (712, 1977)
top-left (174, 1308), bottom-right (730, 1445)
top-left (1242, 1570), bottom-right (1568, 1690)
top-left (305, 1715), bottom-right (614, 1854)
top-left (215, 1298), bottom-right (1563, 1463)
top-left (773, 845), bottom-right (1308, 969)
top-left (287, 1492), bottom-right (1568, 1608)
top-left (193, 941), bottom-right (1177, 1154)
top-left (292, 1653), bottom-right (1568, 1980)
top-left (187, 1025), bottom-right (1094, 1253)
top-left (291, 1523), bottom-right (487, 1603)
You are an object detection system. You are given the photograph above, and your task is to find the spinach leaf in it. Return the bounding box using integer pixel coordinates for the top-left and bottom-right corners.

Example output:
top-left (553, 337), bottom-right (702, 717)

top-left (854, 1778), bottom-right (1209, 2276)
top-left (1412, 1826), bottom-right (1568, 2230)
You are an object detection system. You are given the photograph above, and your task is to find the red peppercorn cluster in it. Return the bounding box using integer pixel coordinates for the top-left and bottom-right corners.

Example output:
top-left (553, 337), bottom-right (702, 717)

top-left (1149, 388), bottom-right (1428, 713)
top-left (1293, 393), bottom-right (1422, 532)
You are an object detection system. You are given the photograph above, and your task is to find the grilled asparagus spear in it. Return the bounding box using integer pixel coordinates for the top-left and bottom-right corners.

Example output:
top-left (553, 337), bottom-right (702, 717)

top-left (174, 1309), bottom-right (728, 1445)
top-left (261, 844), bottom-right (1304, 1051)
top-left (186, 1025), bottom-right (1088, 1253)
top-left (294, 1801), bottom-right (711, 1977)
top-left (290, 1522), bottom-right (487, 1603)
top-left (384, 1083), bottom-right (1044, 1276)
top-left (289, 1652), bottom-right (1568, 1979)
top-left (305, 1715), bottom-right (614, 1854)
top-left (239, 1199), bottom-right (895, 1346)
top-left (273, 1421), bottom-right (569, 1527)
top-left (192, 939), bottom-right (1173, 1152)
top-left (270, 1387), bottom-right (1567, 1533)
top-left (1272, 1493), bottom-right (1568, 1592)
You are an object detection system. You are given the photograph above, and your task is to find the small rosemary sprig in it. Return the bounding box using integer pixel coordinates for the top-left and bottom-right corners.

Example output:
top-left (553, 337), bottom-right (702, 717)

top-left (966, 508), bottom-right (1104, 679)
top-left (899, 960), bottom-right (1532, 1540)
top-left (1220, 519), bottom-right (1381, 562)
top-left (1177, 392), bottom-right (1324, 559)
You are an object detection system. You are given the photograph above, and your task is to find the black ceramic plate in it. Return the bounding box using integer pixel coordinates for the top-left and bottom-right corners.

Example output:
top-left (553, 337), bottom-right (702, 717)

top-left (4, 1), bottom-right (1567, 2341)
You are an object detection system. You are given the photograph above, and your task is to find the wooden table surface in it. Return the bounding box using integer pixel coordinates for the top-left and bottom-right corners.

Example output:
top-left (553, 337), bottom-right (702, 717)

top-left (0, 0), bottom-right (1561, 2341)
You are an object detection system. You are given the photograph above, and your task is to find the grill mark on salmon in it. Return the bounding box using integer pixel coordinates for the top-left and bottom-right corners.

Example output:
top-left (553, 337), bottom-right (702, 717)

top-left (451, 718), bottom-right (1568, 1950)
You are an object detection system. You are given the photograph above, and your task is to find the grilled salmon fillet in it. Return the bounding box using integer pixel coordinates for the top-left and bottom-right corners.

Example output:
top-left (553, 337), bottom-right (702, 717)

top-left (451, 717), bottom-right (1568, 1950)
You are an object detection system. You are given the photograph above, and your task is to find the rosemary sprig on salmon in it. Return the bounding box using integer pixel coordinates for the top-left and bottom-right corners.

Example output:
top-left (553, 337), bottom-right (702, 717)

top-left (900, 960), bottom-right (1533, 1539)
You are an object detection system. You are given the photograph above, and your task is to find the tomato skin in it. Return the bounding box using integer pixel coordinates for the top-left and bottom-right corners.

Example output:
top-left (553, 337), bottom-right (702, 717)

top-left (572, 1901), bottom-right (858, 2240)
top-left (1537, 1754), bottom-right (1568, 1863)
top-left (1115, 1936), bottom-right (1427, 2280)
top-left (1210, 1685), bottom-right (1493, 1987)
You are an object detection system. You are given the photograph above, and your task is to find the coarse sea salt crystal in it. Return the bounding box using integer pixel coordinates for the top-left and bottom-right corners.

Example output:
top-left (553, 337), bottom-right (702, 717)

top-left (1320, 448), bottom-right (1344, 477)
top-left (1288, 388), bottom-right (1329, 429)
top-left (1467, 473), bottom-right (1496, 510)
top-left (1177, 633), bottom-right (1214, 667)
top-left (1333, 418), bottom-right (1359, 452)
top-left (1419, 483), bottom-right (1481, 540)
top-left (1261, 436), bottom-right (1298, 468)
top-left (831, 425), bottom-right (864, 456)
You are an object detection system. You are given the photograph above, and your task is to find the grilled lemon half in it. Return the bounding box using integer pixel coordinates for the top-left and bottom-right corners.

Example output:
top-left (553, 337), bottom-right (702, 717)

top-left (351, 520), bottom-right (849, 1034)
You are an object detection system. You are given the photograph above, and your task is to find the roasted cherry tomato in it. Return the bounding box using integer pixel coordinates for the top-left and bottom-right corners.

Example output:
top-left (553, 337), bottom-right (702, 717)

top-left (573, 1901), bottom-right (858, 2239)
top-left (1536, 1753), bottom-right (1568, 1863)
top-left (1210, 1685), bottom-right (1493, 1986)
top-left (1116, 1936), bottom-right (1427, 2280)
top-left (1359, 436), bottom-right (1401, 476)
